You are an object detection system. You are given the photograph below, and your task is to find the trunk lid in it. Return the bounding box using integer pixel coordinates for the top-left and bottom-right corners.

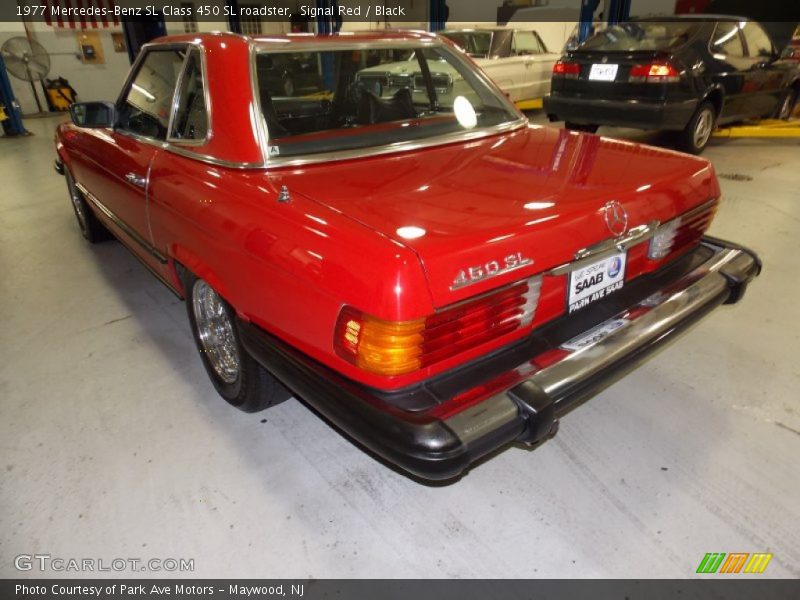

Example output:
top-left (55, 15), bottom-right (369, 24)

top-left (279, 125), bottom-right (718, 307)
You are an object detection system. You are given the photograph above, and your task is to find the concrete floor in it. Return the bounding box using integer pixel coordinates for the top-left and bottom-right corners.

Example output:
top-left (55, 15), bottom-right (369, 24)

top-left (1, 114), bottom-right (799, 579)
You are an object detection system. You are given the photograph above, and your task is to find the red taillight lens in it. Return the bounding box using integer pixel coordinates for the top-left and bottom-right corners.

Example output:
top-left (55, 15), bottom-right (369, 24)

top-left (648, 200), bottom-right (718, 260)
top-left (334, 277), bottom-right (542, 376)
top-left (553, 61), bottom-right (580, 78)
top-left (629, 62), bottom-right (680, 83)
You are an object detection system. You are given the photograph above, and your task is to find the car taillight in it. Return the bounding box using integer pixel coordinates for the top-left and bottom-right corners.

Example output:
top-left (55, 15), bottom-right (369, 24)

top-left (629, 62), bottom-right (680, 83)
top-left (334, 276), bottom-right (542, 376)
top-left (553, 61), bottom-right (580, 78)
top-left (648, 200), bottom-right (718, 260)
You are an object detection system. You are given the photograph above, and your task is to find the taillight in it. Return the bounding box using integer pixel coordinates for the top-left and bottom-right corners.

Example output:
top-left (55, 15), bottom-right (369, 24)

top-left (334, 276), bottom-right (542, 376)
top-left (553, 61), bottom-right (580, 79)
top-left (648, 200), bottom-right (718, 260)
top-left (629, 62), bottom-right (680, 83)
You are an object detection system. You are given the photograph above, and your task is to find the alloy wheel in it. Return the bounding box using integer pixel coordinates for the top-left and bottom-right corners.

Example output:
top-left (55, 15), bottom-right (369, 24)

top-left (693, 108), bottom-right (714, 150)
top-left (192, 280), bottom-right (241, 384)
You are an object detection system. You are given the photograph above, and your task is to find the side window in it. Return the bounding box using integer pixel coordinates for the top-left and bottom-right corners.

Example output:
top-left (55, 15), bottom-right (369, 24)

top-left (170, 50), bottom-right (209, 141)
top-left (711, 22), bottom-right (745, 57)
top-left (741, 22), bottom-right (774, 58)
top-left (513, 31), bottom-right (544, 55)
top-left (118, 49), bottom-right (185, 140)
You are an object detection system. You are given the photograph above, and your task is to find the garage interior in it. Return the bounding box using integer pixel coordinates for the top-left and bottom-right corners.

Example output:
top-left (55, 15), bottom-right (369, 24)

top-left (2, 0), bottom-right (800, 582)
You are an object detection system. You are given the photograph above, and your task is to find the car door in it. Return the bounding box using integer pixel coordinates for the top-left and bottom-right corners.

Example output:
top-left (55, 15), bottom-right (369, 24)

top-left (96, 47), bottom-right (186, 271)
top-left (739, 21), bottom-right (785, 118)
top-left (511, 30), bottom-right (557, 100)
top-left (707, 21), bottom-right (753, 122)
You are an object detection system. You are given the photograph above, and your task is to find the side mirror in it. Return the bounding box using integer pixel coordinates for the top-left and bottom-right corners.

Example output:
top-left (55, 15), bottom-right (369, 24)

top-left (69, 101), bottom-right (116, 128)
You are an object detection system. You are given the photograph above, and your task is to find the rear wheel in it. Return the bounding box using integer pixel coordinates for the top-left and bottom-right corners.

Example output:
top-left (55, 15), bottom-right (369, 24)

top-left (565, 122), bottom-right (598, 134)
top-left (775, 89), bottom-right (797, 120)
top-left (677, 101), bottom-right (716, 154)
top-left (64, 169), bottom-right (109, 243)
top-left (183, 272), bottom-right (291, 412)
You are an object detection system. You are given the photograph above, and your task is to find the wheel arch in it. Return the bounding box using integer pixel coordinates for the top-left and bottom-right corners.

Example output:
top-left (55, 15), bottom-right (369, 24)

top-left (169, 246), bottom-right (234, 304)
top-left (701, 85), bottom-right (724, 117)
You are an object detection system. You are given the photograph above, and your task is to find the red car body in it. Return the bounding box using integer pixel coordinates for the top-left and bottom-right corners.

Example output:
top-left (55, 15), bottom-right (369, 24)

top-left (55, 32), bottom-right (760, 480)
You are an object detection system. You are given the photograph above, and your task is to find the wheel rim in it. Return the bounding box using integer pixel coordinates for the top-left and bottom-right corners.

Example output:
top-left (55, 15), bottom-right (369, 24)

top-left (192, 280), bottom-right (240, 384)
top-left (779, 94), bottom-right (793, 119)
top-left (67, 175), bottom-right (89, 233)
top-left (693, 109), bottom-right (714, 149)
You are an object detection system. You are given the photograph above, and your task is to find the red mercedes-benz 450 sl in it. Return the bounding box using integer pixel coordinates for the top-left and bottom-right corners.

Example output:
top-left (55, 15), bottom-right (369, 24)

top-left (54, 31), bottom-right (760, 481)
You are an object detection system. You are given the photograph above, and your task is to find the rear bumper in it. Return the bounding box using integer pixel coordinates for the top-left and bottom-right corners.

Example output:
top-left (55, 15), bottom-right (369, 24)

top-left (239, 237), bottom-right (760, 481)
top-left (543, 94), bottom-right (698, 130)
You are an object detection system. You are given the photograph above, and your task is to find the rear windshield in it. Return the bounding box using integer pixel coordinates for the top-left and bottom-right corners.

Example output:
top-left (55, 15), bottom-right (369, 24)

top-left (255, 44), bottom-right (519, 159)
top-left (578, 21), bottom-right (702, 52)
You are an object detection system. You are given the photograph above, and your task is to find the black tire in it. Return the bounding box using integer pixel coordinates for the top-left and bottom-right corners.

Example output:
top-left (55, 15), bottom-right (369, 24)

top-left (676, 101), bottom-right (716, 154)
top-left (775, 88), bottom-right (797, 120)
top-left (183, 271), bottom-right (291, 413)
top-left (565, 121), bottom-right (598, 133)
top-left (64, 169), bottom-right (110, 243)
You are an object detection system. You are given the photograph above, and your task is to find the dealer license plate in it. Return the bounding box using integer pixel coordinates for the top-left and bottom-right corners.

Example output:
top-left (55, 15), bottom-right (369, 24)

top-left (568, 252), bottom-right (626, 313)
top-left (589, 63), bottom-right (619, 81)
top-left (561, 318), bottom-right (629, 352)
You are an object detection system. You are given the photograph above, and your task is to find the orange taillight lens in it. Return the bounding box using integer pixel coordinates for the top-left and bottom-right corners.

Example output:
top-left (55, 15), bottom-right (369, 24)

top-left (334, 276), bottom-right (542, 376)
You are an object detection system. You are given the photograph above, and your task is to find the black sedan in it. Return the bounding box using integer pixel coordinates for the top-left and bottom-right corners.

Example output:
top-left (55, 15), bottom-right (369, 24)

top-left (543, 17), bottom-right (800, 153)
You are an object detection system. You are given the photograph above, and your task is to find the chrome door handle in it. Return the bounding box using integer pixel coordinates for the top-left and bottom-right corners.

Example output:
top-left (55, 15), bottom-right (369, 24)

top-left (125, 172), bottom-right (146, 188)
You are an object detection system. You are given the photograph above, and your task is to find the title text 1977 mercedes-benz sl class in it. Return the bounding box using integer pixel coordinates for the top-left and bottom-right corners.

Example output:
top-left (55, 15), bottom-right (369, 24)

top-left (55, 32), bottom-right (760, 481)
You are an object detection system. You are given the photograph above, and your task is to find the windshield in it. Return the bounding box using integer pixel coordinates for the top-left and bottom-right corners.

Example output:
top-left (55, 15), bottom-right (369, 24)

top-left (578, 21), bottom-right (702, 52)
top-left (440, 31), bottom-right (493, 58)
top-left (255, 43), bottom-right (519, 159)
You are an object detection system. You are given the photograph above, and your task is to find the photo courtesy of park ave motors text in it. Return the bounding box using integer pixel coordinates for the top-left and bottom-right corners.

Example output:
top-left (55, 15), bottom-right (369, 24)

top-left (1, 0), bottom-right (799, 587)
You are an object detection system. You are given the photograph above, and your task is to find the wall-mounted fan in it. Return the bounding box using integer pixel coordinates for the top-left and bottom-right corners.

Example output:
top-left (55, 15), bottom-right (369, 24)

top-left (1, 37), bottom-right (52, 114)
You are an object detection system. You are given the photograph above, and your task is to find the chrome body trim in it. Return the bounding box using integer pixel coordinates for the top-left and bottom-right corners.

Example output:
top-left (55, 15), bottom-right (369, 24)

top-left (262, 119), bottom-right (529, 168)
top-left (165, 45), bottom-right (213, 146)
top-left (444, 393), bottom-right (520, 446)
top-left (444, 241), bottom-right (758, 441)
top-left (75, 182), bottom-right (167, 264)
top-left (549, 220), bottom-right (660, 277)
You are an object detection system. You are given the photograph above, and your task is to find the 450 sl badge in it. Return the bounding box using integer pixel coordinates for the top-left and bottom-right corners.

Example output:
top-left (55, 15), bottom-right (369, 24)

top-left (451, 252), bottom-right (533, 290)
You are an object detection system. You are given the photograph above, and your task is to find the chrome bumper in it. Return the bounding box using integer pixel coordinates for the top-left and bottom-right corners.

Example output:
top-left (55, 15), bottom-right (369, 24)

top-left (445, 238), bottom-right (761, 450)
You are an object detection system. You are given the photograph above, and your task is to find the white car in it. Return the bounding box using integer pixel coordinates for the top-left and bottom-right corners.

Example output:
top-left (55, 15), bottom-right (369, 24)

top-left (440, 28), bottom-right (560, 102)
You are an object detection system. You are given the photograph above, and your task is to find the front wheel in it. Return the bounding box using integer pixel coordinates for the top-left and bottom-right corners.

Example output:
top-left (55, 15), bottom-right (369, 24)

top-left (64, 169), bottom-right (109, 243)
top-left (677, 101), bottom-right (716, 154)
top-left (184, 273), bottom-right (291, 412)
top-left (565, 122), bottom-right (598, 134)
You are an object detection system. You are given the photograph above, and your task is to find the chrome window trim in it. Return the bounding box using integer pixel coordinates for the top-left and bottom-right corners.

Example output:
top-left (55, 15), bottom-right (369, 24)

top-left (166, 45), bottom-right (213, 146)
top-left (261, 119), bottom-right (528, 168)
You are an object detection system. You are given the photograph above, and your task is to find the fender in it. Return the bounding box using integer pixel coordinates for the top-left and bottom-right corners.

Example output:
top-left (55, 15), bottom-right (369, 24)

top-left (169, 245), bottom-right (233, 303)
top-left (700, 83), bottom-right (725, 114)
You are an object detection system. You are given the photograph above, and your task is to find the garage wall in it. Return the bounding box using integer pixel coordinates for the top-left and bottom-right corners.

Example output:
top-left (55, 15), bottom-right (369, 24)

top-left (0, 20), bottom-right (132, 114)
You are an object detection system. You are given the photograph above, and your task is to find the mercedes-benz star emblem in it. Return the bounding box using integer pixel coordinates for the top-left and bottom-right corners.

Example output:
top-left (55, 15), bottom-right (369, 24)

top-left (603, 200), bottom-right (629, 237)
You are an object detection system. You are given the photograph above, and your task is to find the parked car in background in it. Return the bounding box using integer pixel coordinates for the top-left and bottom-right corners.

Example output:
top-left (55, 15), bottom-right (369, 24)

top-left (441, 28), bottom-right (559, 101)
top-left (782, 25), bottom-right (800, 61)
top-left (55, 32), bottom-right (760, 481)
top-left (544, 17), bottom-right (800, 153)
